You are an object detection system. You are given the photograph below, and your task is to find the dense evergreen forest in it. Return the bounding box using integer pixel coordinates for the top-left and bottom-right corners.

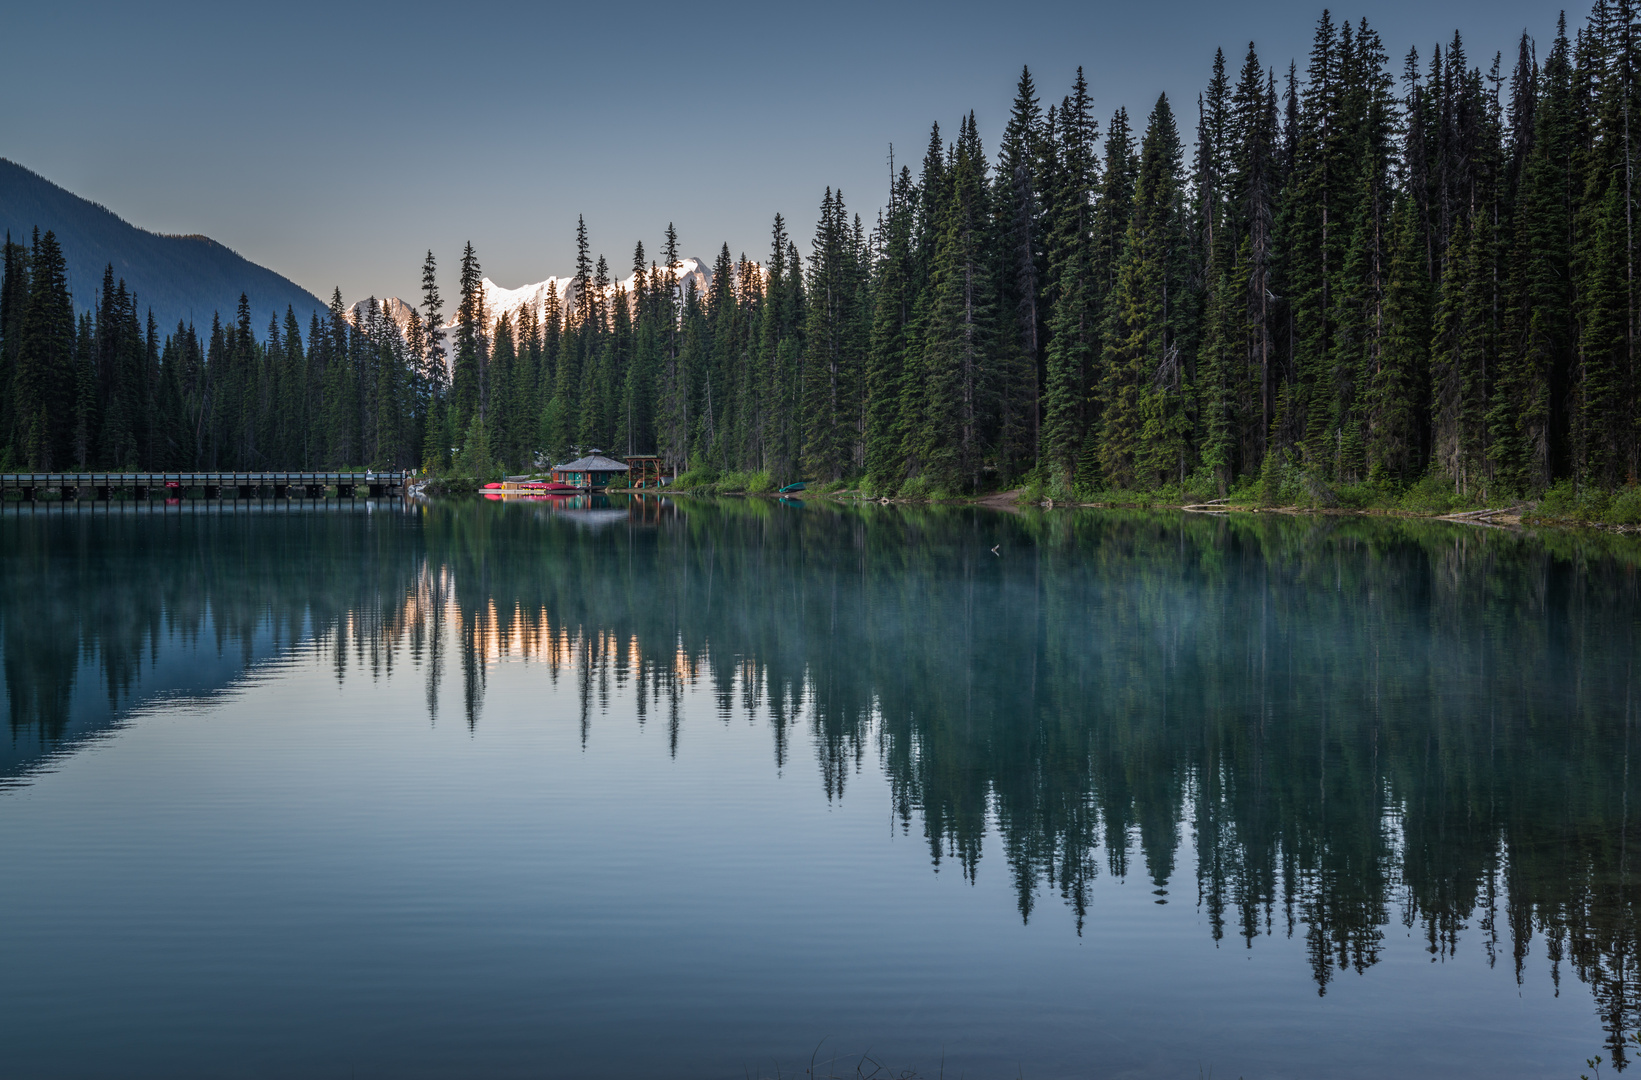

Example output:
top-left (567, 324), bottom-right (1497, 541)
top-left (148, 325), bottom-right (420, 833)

top-left (5, 2), bottom-right (1641, 501)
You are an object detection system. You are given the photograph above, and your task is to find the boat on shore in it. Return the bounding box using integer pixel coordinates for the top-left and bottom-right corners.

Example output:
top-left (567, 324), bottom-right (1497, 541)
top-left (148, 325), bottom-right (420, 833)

top-left (481, 480), bottom-right (580, 498)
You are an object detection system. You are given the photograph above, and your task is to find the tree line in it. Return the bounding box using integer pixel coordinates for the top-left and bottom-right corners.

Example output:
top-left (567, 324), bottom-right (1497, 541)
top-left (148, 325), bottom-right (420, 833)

top-left (4, 1), bottom-right (1641, 497)
top-left (0, 229), bottom-right (438, 472)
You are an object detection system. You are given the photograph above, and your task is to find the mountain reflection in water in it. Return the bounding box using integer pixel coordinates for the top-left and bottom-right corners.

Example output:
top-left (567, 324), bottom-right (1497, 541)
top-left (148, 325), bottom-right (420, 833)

top-left (2, 496), bottom-right (1638, 1066)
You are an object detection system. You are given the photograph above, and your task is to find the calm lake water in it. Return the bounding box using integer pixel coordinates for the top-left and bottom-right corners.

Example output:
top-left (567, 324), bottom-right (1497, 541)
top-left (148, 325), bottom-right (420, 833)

top-left (1, 496), bottom-right (1637, 1079)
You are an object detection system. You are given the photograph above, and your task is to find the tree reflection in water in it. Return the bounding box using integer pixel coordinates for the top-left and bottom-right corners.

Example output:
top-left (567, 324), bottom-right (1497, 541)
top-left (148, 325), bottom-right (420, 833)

top-left (2, 497), bottom-right (1637, 1062)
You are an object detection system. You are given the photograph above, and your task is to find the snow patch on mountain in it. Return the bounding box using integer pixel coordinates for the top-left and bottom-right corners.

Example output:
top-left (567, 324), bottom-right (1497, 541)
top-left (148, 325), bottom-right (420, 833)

top-left (469, 256), bottom-right (718, 328)
top-left (346, 295), bottom-right (419, 335)
top-left (347, 257), bottom-right (743, 355)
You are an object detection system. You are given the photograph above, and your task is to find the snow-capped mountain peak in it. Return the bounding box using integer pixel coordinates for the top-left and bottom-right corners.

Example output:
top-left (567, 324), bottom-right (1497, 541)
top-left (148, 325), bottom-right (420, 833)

top-left (347, 257), bottom-right (739, 349)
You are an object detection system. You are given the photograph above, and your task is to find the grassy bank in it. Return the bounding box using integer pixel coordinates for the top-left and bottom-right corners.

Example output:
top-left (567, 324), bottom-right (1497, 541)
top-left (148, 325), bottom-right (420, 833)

top-left (453, 456), bottom-right (1641, 534)
top-left (669, 463), bottom-right (1641, 533)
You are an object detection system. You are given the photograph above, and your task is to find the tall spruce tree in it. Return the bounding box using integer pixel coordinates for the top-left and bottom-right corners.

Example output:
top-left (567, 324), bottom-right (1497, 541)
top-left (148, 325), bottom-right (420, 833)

top-left (917, 115), bottom-right (997, 492)
top-left (1042, 70), bottom-right (1100, 486)
top-left (14, 230), bottom-right (74, 468)
top-left (1101, 96), bottom-right (1192, 488)
top-left (452, 242), bottom-right (484, 439)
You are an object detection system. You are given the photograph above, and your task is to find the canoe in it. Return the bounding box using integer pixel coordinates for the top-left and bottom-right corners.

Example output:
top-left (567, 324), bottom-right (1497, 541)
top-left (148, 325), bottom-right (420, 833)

top-left (482, 481), bottom-right (580, 494)
top-left (778, 481), bottom-right (807, 494)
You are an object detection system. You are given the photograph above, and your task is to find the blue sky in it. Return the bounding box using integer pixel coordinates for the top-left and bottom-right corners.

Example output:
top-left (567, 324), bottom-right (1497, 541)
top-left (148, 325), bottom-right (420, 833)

top-left (2, 0), bottom-right (1567, 305)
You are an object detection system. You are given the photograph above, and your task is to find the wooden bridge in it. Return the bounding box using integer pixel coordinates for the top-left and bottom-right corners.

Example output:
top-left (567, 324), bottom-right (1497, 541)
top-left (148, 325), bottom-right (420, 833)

top-left (0, 472), bottom-right (410, 501)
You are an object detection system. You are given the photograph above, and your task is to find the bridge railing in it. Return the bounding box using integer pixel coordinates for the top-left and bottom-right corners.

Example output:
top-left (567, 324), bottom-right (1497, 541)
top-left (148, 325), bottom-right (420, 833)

top-left (0, 472), bottom-right (410, 500)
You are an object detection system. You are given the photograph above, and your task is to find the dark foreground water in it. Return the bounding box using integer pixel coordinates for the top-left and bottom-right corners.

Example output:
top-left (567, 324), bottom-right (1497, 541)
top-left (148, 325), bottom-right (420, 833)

top-left (0, 496), bottom-right (1637, 1079)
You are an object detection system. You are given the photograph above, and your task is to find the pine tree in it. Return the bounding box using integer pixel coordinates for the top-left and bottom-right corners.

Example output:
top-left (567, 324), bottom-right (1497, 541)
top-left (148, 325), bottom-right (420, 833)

top-left (1042, 71), bottom-right (1099, 486)
top-left (73, 310), bottom-right (96, 469)
top-left (1367, 197), bottom-right (1431, 482)
top-left (278, 306), bottom-right (306, 467)
top-left (1102, 96), bottom-right (1192, 488)
top-left (374, 305), bottom-right (407, 468)
top-left (323, 289), bottom-right (356, 467)
top-left (1499, 18), bottom-right (1575, 490)
top-left (452, 242), bottom-right (483, 437)
top-left (918, 115), bottom-right (997, 492)
top-left (0, 233), bottom-right (30, 463)
top-left (1571, 1), bottom-right (1637, 488)
top-left (1281, 11), bottom-right (1349, 467)
top-left (420, 250), bottom-right (449, 471)
top-left (1080, 107), bottom-right (1139, 481)
top-left (867, 171), bottom-right (916, 488)
top-left (803, 188), bottom-right (866, 481)
top-left (1327, 18), bottom-right (1398, 484)
top-left (488, 312), bottom-right (516, 468)
top-left (994, 66), bottom-right (1048, 478)
top-left (14, 230), bottom-right (75, 468)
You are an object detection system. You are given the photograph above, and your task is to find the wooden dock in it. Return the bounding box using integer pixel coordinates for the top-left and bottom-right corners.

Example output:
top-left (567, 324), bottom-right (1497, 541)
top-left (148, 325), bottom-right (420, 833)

top-left (0, 472), bottom-right (409, 501)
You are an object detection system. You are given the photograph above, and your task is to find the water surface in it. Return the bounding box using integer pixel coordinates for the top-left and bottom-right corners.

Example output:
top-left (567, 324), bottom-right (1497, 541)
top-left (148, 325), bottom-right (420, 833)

top-left (1, 497), bottom-right (1637, 1079)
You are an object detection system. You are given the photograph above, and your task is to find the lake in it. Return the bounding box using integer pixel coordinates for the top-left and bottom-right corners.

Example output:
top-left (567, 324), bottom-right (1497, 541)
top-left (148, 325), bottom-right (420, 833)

top-left (0, 496), bottom-right (1636, 1079)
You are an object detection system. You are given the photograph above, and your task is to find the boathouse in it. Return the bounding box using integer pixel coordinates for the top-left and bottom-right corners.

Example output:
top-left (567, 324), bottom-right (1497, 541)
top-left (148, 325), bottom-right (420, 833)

top-left (552, 453), bottom-right (629, 490)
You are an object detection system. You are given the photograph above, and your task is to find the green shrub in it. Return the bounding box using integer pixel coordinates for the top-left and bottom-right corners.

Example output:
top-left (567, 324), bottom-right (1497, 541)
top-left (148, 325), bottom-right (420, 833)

top-left (451, 416), bottom-right (501, 482)
top-left (1258, 449), bottom-right (1304, 506)
top-left (1182, 464), bottom-right (1221, 502)
top-left (1145, 480), bottom-right (1179, 504)
top-left (1333, 482), bottom-right (1370, 509)
top-left (1334, 480), bottom-right (1391, 510)
top-left (707, 470), bottom-right (775, 494)
top-left (1537, 480), bottom-right (1576, 518)
top-left (1071, 479), bottom-right (1114, 502)
top-left (673, 467), bottom-right (719, 491)
top-left (1607, 484), bottom-right (1641, 525)
top-left (1226, 474), bottom-right (1260, 504)
top-left (1578, 487), bottom-right (1612, 521)
top-left (898, 475), bottom-right (932, 501)
top-left (860, 475), bottom-right (900, 499)
top-left (1399, 473), bottom-right (1461, 514)
top-left (1044, 477), bottom-right (1073, 502)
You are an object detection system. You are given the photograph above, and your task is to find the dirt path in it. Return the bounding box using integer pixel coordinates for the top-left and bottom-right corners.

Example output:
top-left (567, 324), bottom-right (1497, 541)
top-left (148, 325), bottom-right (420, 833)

top-left (975, 488), bottom-right (1024, 512)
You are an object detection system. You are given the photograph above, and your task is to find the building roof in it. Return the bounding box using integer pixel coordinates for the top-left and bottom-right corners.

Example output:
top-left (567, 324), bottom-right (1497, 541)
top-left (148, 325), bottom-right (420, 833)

top-left (555, 454), bottom-right (629, 472)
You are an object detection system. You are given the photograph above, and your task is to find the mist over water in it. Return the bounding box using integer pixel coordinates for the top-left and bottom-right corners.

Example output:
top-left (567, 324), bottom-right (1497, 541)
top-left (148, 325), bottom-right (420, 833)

top-left (0, 498), bottom-right (1636, 1079)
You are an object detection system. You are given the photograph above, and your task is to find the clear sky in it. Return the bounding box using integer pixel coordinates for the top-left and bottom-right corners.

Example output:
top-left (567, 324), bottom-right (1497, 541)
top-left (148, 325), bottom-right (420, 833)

top-left (1, 0), bottom-right (1569, 306)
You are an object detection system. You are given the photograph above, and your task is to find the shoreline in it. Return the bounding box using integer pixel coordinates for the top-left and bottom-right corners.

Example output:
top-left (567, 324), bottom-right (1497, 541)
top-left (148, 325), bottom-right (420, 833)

top-left (665, 484), bottom-right (1641, 535)
top-left (410, 475), bottom-right (1641, 536)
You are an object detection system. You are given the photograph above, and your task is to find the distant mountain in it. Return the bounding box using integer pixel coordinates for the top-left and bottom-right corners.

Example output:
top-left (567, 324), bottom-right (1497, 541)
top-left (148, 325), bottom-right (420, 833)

top-left (348, 257), bottom-right (734, 353)
top-left (0, 158), bottom-right (326, 339)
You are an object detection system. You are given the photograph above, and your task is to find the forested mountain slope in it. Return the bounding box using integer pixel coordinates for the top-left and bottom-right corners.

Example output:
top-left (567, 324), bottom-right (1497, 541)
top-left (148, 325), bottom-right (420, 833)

top-left (0, 159), bottom-right (324, 337)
